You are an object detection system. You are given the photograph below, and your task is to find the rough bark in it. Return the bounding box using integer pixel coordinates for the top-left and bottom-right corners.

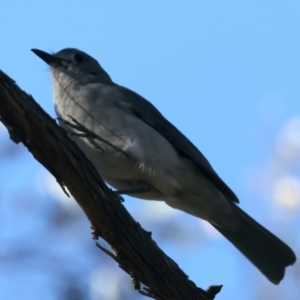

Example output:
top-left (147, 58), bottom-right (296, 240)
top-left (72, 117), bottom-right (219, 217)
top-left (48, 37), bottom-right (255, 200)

top-left (0, 69), bottom-right (222, 300)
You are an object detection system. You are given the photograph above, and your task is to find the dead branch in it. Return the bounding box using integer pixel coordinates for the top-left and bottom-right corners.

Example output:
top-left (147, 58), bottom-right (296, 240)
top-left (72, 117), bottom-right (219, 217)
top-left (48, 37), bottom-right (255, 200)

top-left (0, 69), bottom-right (221, 300)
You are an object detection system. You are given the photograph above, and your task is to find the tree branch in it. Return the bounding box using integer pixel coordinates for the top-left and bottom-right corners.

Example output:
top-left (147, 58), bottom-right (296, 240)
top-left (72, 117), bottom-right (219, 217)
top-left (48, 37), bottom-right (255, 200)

top-left (0, 69), bottom-right (221, 300)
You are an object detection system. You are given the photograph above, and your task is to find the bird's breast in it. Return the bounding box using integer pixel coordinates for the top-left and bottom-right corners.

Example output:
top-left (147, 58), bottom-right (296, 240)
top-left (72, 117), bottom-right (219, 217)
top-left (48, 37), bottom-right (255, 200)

top-left (52, 84), bottom-right (185, 198)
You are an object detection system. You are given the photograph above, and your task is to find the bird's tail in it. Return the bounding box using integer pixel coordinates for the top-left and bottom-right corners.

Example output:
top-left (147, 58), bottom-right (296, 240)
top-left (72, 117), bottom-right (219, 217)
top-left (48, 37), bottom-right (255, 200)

top-left (213, 203), bottom-right (296, 284)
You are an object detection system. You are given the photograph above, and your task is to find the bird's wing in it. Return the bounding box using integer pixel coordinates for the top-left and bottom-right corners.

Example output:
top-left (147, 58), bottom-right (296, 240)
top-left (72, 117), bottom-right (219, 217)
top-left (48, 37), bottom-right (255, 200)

top-left (115, 85), bottom-right (239, 203)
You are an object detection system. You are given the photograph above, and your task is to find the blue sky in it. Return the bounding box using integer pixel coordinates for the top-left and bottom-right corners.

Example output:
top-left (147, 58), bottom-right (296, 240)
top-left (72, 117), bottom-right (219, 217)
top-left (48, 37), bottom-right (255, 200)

top-left (1, 2), bottom-right (300, 300)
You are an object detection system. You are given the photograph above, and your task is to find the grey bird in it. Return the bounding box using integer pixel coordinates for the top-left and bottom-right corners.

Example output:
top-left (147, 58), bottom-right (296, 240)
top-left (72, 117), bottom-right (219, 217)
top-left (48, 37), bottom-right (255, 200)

top-left (32, 48), bottom-right (296, 284)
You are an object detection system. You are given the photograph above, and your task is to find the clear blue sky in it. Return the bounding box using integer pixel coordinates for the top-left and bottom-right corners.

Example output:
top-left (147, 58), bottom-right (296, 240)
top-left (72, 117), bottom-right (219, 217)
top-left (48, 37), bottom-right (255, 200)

top-left (1, 2), bottom-right (300, 300)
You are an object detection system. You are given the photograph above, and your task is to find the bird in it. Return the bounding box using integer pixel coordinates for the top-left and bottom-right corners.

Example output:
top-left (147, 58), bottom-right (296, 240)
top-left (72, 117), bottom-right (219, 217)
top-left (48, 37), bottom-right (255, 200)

top-left (32, 47), bottom-right (296, 284)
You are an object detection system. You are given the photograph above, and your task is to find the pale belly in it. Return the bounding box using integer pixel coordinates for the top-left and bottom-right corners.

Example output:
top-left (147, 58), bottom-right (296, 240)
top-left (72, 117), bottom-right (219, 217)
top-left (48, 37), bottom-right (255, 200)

top-left (70, 130), bottom-right (183, 201)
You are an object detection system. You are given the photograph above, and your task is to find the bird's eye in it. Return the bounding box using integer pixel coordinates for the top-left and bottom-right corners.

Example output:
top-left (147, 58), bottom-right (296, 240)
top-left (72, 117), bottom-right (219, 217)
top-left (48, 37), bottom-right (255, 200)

top-left (74, 53), bottom-right (84, 63)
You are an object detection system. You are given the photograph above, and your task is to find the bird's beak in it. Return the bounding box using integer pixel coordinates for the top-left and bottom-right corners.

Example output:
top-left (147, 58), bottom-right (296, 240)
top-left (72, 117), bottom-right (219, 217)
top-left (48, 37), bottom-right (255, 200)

top-left (31, 49), bottom-right (61, 65)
